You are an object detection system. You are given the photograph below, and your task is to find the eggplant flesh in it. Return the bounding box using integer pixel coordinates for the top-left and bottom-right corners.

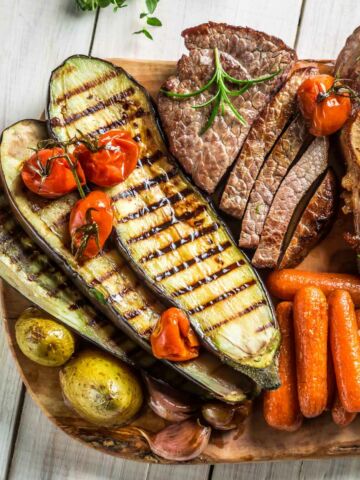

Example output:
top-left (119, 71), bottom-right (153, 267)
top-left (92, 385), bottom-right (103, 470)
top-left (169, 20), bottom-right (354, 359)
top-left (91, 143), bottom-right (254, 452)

top-left (47, 55), bottom-right (279, 388)
top-left (0, 119), bottom-right (253, 402)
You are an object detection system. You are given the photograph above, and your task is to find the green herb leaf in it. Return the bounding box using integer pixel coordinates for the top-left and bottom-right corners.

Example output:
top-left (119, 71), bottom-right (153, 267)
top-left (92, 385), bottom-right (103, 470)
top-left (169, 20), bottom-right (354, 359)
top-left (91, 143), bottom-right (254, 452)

top-left (147, 16), bottom-right (162, 26)
top-left (162, 47), bottom-right (280, 135)
top-left (89, 288), bottom-right (107, 305)
top-left (140, 12), bottom-right (148, 18)
top-left (146, 0), bottom-right (159, 14)
top-left (133, 28), bottom-right (153, 40)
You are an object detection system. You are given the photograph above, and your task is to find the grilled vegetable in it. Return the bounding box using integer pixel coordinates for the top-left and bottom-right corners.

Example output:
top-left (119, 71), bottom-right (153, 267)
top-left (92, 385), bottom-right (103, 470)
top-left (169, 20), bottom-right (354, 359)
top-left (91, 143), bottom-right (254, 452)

top-left (21, 146), bottom-right (85, 199)
top-left (74, 129), bottom-right (139, 187)
top-left (135, 419), bottom-right (211, 461)
top-left (15, 307), bottom-right (75, 366)
top-left (0, 120), bottom-right (254, 403)
top-left (294, 287), bottom-right (328, 418)
top-left (47, 55), bottom-right (279, 389)
top-left (60, 348), bottom-right (143, 426)
top-left (150, 307), bottom-right (200, 361)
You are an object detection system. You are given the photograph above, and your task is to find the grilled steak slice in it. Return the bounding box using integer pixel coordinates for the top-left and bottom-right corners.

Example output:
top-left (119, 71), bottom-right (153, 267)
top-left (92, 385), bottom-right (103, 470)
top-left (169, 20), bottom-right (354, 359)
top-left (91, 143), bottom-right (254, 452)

top-left (335, 26), bottom-right (360, 93)
top-left (221, 67), bottom-right (317, 218)
top-left (158, 22), bottom-right (296, 194)
top-left (278, 169), bottom-right (337, 269)
top-left (239, 114), bottom-right (311, 249)
top-left (341, 111), bottom-right (360, 236)
top-left (252, 136), bottom-right (329, 268)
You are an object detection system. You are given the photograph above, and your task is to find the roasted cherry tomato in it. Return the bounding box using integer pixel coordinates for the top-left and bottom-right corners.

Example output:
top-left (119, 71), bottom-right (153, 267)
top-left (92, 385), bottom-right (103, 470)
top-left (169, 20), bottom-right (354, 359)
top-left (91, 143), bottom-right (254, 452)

top-left (74, 130), bottom-right (139, 187)
top-left (150, 307), bottom-right (200, 362)
top-left (297, 74), bottom-right (352, 136)
top-left (21, 147), bottom-right (85, 199)
top-left (69, 191), bottom-right (113, 260)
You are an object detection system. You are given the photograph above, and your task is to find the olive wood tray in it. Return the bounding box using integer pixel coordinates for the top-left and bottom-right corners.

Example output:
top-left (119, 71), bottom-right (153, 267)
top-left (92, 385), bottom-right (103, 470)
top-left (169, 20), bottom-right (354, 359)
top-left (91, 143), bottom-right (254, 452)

top-left (2, 58), bottom-right (360, 465)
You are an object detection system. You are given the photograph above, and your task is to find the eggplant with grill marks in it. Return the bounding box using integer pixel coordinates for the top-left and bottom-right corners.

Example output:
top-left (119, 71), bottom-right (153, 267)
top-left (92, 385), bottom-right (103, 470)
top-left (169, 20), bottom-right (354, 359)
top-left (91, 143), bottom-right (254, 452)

top-left (47, 55), bottom-right (280, 389)
top-left (0, 119), bottom-right (255, 402)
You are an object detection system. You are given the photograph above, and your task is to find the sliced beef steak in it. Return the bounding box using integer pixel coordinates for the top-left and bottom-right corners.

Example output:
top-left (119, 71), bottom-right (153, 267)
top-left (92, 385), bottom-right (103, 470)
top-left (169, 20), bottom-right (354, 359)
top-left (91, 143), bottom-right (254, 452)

top-left (220, 67), bottom-right (317, 218)
top-left (341, 110), bottom-right (360, 235)
top-left (335, 26), bottom-right (360, 93)
top-left (278, 169), bottom-right (337, 269)
top-left (158, 22), bottom-right (296, 194)
top-left (252, 136), bottom-right (329, 269)
top-left (239, 114), bottom-right (311, 249)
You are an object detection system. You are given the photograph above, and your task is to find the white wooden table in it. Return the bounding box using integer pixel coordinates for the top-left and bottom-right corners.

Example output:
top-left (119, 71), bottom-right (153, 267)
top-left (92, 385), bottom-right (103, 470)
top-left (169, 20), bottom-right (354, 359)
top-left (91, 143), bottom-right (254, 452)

top-left (1, 1), bottom-right (360, 478)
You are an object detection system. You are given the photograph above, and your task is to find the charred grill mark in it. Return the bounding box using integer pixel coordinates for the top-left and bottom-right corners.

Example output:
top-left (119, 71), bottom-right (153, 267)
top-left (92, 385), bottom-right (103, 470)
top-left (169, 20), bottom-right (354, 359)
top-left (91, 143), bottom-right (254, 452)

top-left (136, 150), bottom-right (164, 168)
top-left (60, 88), bottom-right (135, 126)
top-left (127, 204), bottom-right (206, 245)
top-left (120, 188), bottom-right (193, 224)
top-left (89, 265), bottom-right (125, 286)
top-left (0, 225), bottom-right (22, 244)
top-left (203, 300), bottom-right (267, 333)
top-left (174, 261), bottom-right (246, 297)
top-left (139, 223), bottom-right (220, 264)
top-left (188, 280), bottom-right (256, 315)
top-left (154, 241), bottom-right (232, 282)
top-left (69, 298), bottom-right (88, 311)
top-left (112, 168), bottom-right (178, 201)
top-left (140, 324), bottom-right (156, 337)
top-left (86, 107), bottom-right (148, 137)
top-left (256, 321), bottom-right (275, 332)
top-left (54, 69), bottom-right (119, 105)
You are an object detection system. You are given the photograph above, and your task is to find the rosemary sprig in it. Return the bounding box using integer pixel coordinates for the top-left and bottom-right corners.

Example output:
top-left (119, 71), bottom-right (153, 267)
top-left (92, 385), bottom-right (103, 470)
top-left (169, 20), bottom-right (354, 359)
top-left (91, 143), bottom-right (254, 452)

top-left (161, 47), bottom-right (281, 134)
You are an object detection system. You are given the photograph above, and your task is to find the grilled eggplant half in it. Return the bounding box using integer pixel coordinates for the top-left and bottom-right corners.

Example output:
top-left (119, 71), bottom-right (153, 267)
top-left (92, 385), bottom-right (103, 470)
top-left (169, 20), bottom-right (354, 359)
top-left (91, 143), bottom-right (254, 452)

top-left (0, 119), bottom-right (254, 402)
top-left (47, 55), bottom-right (279, 389)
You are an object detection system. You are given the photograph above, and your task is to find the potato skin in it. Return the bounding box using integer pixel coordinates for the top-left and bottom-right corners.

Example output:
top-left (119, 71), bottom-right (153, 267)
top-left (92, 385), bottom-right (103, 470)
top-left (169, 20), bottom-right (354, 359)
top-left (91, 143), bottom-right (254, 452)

top-left (15, 307), bottom-right (75, 367)
top-left (60, 349), bottom-right (143, 426)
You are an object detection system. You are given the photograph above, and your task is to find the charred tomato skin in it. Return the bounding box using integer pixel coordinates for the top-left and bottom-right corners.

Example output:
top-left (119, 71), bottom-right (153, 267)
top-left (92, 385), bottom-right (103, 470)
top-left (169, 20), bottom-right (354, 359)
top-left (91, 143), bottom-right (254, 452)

top-left (69, 190), bottom-right (113, 259)
top-left (74, 130), bottom-right (139, 187)
top-left (297, 74), bottom-right (352, 136)
top-left (21, 147), bottom-right (86, 198)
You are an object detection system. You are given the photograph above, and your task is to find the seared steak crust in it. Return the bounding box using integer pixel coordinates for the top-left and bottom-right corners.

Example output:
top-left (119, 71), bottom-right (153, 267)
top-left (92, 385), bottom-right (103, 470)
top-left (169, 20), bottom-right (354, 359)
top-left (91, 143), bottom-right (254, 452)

top-left (239, 114), bottom-right (311, 249)
top-left (158, 22), bottom-right (296, 194)
top-left (221, 67), bottom-right (316, 218)
top-left (335, 26), bottom-right (360, 93)
top-left (252, 136), bottom-right (329, 269)
top-left (279, 169), bottom-right (337, 269)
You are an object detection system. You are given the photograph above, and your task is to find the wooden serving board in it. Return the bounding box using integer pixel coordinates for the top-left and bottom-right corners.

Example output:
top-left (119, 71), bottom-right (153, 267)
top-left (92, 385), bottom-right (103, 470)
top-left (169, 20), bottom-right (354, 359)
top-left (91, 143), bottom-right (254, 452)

top-left (1, 58), bottom-right (360, 465)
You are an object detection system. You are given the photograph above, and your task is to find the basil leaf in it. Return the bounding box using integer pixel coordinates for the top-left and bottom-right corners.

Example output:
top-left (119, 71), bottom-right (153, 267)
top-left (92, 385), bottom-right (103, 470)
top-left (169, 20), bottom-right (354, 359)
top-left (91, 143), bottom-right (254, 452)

top-left (145, 0), bottom-right (159, 14)
top-left (147, 16), bottom-right (162, 26)
top-left (140, 12), bottom-right (148, 18)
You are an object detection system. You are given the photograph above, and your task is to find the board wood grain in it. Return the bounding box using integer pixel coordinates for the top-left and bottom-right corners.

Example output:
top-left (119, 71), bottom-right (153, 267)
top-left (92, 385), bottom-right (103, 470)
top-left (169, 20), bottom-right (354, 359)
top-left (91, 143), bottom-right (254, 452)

top-left (2, 57), bottom-right (360, 469)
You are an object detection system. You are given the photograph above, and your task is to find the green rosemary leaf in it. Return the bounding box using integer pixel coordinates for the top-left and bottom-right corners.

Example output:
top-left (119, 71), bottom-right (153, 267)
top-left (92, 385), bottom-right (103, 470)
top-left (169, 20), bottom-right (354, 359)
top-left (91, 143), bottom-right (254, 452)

top-left (133, 28), bottom-right (153, 40)
top-left (147, 16), bottom-right (162, 26)
top-left (200, 95), bottom-right (221, 134)
top-left (224, 97), bottom-right (247, 125)
top-left (160, 72), bottom-right (216, 99)
top-left (146, 0), bottom-right (159, 14)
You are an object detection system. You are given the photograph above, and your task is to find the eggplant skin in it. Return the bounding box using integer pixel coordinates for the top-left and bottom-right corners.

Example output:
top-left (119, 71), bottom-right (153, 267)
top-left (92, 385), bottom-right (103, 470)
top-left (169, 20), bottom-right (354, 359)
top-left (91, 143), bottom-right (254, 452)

top-left (47, 55), bottom-right (280, 389)
top-left (0, 119), bottom-right (254, 402)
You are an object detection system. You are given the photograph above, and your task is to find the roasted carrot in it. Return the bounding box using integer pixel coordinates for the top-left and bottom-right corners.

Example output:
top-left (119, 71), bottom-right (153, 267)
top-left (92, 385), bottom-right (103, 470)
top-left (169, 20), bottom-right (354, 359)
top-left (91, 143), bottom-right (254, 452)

top-left (329, 289), bottom-right (360, 412)
top-left (267, 270), bottom-right (360, 306)
top-left (293, 286), bottom-right (328, 418)
top-left (356, 309), bottom-right (360, 330)
top-left (326, 349), bottom-right (336, 411)
top-left (332, 393), bottom-right (357, 427)
top-left (263, 302), bottom-right (303, 431)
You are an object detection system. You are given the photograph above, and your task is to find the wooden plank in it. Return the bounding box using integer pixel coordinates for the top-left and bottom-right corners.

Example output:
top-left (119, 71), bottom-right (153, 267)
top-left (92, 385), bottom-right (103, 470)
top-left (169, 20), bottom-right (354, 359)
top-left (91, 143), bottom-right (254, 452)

top-left (92, 0), bottom-right (303, 61)
top-left (147, 464), bottom-right (210, 480)
top-left (8, 395), bottom-right (149, 480)
top-left (296, 0), bottom-right (360, 59)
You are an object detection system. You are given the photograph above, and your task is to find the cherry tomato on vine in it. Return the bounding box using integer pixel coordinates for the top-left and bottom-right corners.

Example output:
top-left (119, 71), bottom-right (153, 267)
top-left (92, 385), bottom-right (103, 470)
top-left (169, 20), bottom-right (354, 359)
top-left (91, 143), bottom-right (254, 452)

top-left (150, 307), bottom-right (200, 362)
top-left (297, 74), bottom-right (352, 136)
top-left (69, 191), bottom-right (113, 260)
top-left (74, 130), bottom-right (140, 187)
top-left (21, 147), bottom-right (86, 199)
